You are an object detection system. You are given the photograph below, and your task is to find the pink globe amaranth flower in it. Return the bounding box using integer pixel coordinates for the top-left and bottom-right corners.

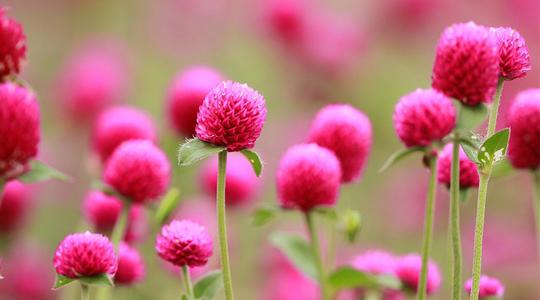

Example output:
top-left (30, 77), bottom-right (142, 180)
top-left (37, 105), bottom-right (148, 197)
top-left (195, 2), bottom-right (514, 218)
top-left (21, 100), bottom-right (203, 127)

top-left (276, 143), bottom-right (341, 212)
top-left (0, 180), bottom-right (31, 233)
top-left (507, 89), bottom-right (540, 170)
top-left (395, 254), bottom-right (441, 295)
top-left (92, 106), bottom-right (157, 162)
top-left (0, 83), bottom-right (40, 179)
top-left (351, 250), bottom-right (397, 275)
top-left (104, 140), bottom-right (171, 204)
top-left (432, 22), bottom-right (499, 106)
top-left (464, 275), bottom-right (505, 299)
top-left (262, 0), bottom-right (309, 45)
top-left (167, 66), bottom-right (224, 136)
top-left (199, 152), bottom-right (259, 207)
top-left (393, 89), bottom-right (456, 147)
top-left (0, 7), bottom-right (26, 78)
top-left (195, 80), bottom-right (267, 152)
top-left (83, 190), bottom-right (122, 232)
top-left (308, 104), bottom-right (372, 183)
top-left (155, 219), bottom-right (213, 268)
top-left (115, 242), bottom-right (145, 285)
top-left (264, 266), bottom-right (320, 300)
top-left (491, 27), bottom-right (531, 81)
top-left (437, 143), bottom-right (479, 188)
top-left (53, 232), bottom-right (117, 279)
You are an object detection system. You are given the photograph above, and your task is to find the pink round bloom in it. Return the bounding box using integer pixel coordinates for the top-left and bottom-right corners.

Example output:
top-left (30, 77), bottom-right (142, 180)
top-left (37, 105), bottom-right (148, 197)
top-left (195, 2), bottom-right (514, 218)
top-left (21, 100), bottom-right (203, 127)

top-left (156, 220), bottom-right (213, 268)
top-left (53, 232), bottom-right (117, 279)
top-left (199, 152), bottom-right (259, 207)
top-left (263, 0), bottom-right (309, 45)
top-left (351, 250), bottom-right (397, 275)
top-left (437, 143), bottom-right (479, 188)
top-left (0, 180), bottom-right (31, 233)
top-left (0, 7), bottom-right (26, 78)
top-left (167, 66), bottom-right (224, 136)
top-left (0, 83), bottom-right (40, 179)
top-left (195, 81), bottom-right (267, 152)
top-left (464, 275), bottom-right (505, 299)
top-left (276, 143), bottom-right (341, 212)
top-left (115, 242), bottom-right (145, 285)
top-left (308, 104), bottom-right (372, 183)
top-left (432, 22), bottom-right (499, 106)
top-left (104, 140), bottom-right (171, 203)
top-left (395, 254), bottom-right (441, 295)
top-left (507, 89), bottom-right (540, 170)
top-left (83, 190), bottom-right (122, 232)
top-left (393, 89), bottom-right (456, 147)
top-left (92, 106), bottom-right (157, 162)
top-left (491, 27), bottom-right (531, 81)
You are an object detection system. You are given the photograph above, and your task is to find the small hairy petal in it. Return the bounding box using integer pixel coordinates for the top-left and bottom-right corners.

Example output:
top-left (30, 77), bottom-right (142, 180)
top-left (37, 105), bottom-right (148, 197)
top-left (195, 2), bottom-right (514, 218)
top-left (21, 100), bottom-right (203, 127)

top-left (0, 180), bottom-right (31, 233)
top-left (491, 27), bottom-right (531, 81)
top-left (115, 242), bottom-right (145, 285)
top-left (395, 254), bottom-right (441, 295)
top-left (0, 7), bottom-right (26, 78)
top-left (437, 143), bottom-right (479, 188)
top-left (464, 275), bottom-right (505, 298)
top-left (507, 89), bottom-right (540, 170)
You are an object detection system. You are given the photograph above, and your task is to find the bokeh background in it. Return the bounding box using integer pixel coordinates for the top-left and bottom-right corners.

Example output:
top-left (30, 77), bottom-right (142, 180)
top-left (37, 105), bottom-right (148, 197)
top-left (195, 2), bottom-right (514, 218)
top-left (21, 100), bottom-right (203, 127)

top-left (0, 0), bottom-right (539, 299)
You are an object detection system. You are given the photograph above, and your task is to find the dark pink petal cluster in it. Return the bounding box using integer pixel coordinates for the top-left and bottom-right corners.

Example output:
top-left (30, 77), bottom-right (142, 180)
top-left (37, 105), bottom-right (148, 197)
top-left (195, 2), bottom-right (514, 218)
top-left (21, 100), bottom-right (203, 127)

top-left (53, 232), bottom-right (117, 279)
top-left (394, 254), bottom-right (441, 295)
top-left (276, 143), bottom-right (341, 212)
top-left (393, 89), bottom-right (455, 147)
top-left (263, 0), bottom-right (308, 45)
top-left (167, 66), bottom-right (224, 136)
top-left (83, 190), bottom-right (122, 231)
top-left (507, 89), bottom-right (540, 170)
top-left (0, 7), bottom-right (26, 78)
top-left (104, 140), bottom-right (171, 203)
top-left (155, 220), bottom-right (213, 268)
top-left (195, 81), bottom-right (267, 152)
top-left (0, 180), bottom-right (31, 233)
top-left (464, 275), bottom-right (505, 299)
top-left (0, 83), bottom-right (40, 179)
top-left (432, 22), bottom-right (499, 106)
top-left (437, 143), bottom-right (479, 188)
top-left (115, 242), bottom-right (145, 285)
top-left (491, 27), bottom-right (531, 80)
top-left (308, 104), bottom-right (372, 183)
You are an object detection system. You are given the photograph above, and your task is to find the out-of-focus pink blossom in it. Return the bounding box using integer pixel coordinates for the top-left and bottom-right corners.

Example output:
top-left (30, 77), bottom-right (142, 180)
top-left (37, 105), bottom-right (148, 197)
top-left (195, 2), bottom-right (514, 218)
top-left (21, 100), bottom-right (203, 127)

top-left (437, 143), bottom-right (479, 189)
top-left (0, 180), bottom-right (32, 233)
top-left (464, 275), bottom-right (505, 299)
top-left (507, 89), bottom-right (540, 170)
top-left (395, 254), bottom-right (441, 295)
top-left (0, 6), bottom-right (27, 79)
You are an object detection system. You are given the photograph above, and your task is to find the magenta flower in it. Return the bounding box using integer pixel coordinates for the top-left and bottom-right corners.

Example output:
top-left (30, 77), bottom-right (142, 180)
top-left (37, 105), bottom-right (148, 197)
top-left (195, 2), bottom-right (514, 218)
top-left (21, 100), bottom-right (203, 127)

top-left (395, 254), bottom-right (441, 295)
top-left (464, 275), bottom-right (504, 299)
top-left (437, 143), bottom-right (479, 188)
top-left (276, 143), bottom-right (341, 212)
top-left (92, 106), bottom-right (157, 162)
top-left (156, 220), bottom-right (213, 268)
top-left (308, 104), bottom-right (372, 183)
top-left (104, 140), bottom-right (171, 203)
top-left (351, 250), bottom-right (397, 275)
top-left (393, 89), bottom-right (455, 147)
top-left (262, 0), bottom-right (309, 45)
top-left (0, 181), bottom-right (31, 233)
top-left (195, 80), bottom-right (267, 151)
top-left (167, 66), bottom-right (224, 136)
top-left (507, 88), bottom-right (540, 170)
top-left (115, 242), bottom-right (145, 285)
top-left (432, 22), bottom-right (499, 106)
top-left (0, 6), bottom-right (26, 78)
top-left (83, 190), bottom-right (122, 232)
top-left (0, 83), bottom-right (40, 179)
top-left (53, 232), bottom-right (117, 279)
top-left (491, 27), bottom-right (531, 81)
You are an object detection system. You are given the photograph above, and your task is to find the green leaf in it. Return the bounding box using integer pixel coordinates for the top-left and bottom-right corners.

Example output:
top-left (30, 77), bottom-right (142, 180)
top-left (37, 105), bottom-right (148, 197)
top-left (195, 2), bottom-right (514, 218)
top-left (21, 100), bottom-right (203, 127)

top-left (313, 207), bottom-right (338, 221)
top-left (18, 160), bottom-right (70, 183)
top-left (240, 149), bottom-right (263, 177)
top-left (454, 100), bottom-right (488, 131)
top-left (269, 232), bottom-right (317, 280)
top-left (252, 206), bottom-right (279, 226)
top-left (379, 147), bottom-right (425, 173)
top-left (491, 159), bottom-right (514, 178)
top-left (155, 188), bottom-right (181, 225)
top-left (78, 274), bottom-right (114, 287)
top-left (327, 267), bottom-right (401, 291)
top-left (193, 270), bottom-right (223, 300)
top-left (178, 138), bottom-right (226, 166)
top-left (376, 274), bottom-right (402, 290)
top-left (477, 128), bottom-right (510, 168)
top-left (339, 209), bottom-right (362, 244)
top-left (53, 274), bottom-right (76, 290)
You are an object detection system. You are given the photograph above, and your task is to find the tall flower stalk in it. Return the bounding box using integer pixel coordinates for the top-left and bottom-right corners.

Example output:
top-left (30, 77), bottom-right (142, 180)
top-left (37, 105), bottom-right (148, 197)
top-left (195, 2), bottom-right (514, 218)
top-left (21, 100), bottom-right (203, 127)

top-left (305, 212), bottom-right (329, 300)
top-left (449, 140), bottom-right (462, 300)
top-left (217, 151), bottom-right (234, 299)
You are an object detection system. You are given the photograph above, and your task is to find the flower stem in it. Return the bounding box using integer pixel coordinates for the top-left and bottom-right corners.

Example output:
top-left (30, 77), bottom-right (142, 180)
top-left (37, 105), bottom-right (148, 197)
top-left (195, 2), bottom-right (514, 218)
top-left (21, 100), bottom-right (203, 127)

top-left (182, 265), bottom-right (194, 298)
top-left (81, 283), bottom-right (90, 300)
top-left (304, 212), bottom-right (329, 300)
top-left (486, 77), bottom-right (505, 138)
top-left (449, 140), bottom-right (463, 300)
top-left (110, 203), bottom-right (130, 252)
top-left (533, 170), bottom-right (540, 280)
top-left (217, 150), bottom-right (234, 300)
top-left (417, 155), bottom-right (438, 300)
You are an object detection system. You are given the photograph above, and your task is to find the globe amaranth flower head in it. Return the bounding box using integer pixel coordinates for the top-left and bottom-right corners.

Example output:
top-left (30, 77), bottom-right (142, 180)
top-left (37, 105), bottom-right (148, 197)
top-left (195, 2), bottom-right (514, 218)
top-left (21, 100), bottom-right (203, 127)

top-left (437, 143), bottom-right (479, 188)
top-left (432, 22), bottom-right (499, 106)
top-left (308, 104), bottom-right (372, 183)
top-left (507, 88), bottom-right (540, 170)
top-left (393, 89), bottom-right (456, 147)
top-left (0, 180), bottom-right (31, 233)
top-left (53, 231), bottom-right (117, 279)
top-left (115, 242), bottom-right (145, 285)
top-left (92, 106), bottom-right (157, 163)
top-left (0, 83), bottom-right (40, 179)
top-left (491, 27), bottom-right (531, 81)
top-left (276, 143), bottom-right (341, 212)
top-left (351, 250), bottom-right (397, 275)
top-left (167, 66), bottom-right (224, 136)
top-left (104, 140), bottom-right (171, 204)
top-left (0, 6), bottom-right (27, 78)
top-left (195, 80), bottom-right (267, 152)
top-left (464, 275), bottom-right (505, 299)
top-left (395, 254), bottom-right (441, 295)
top-left (155, 219), bottom-right (213, 268)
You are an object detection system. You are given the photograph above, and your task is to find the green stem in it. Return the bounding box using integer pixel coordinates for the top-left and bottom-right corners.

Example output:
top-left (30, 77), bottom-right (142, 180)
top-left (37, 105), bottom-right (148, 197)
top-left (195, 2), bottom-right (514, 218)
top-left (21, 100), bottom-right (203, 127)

top-left (81, 284), bottom-right (90, 300)
top-left (450, 141), bottom-right (463, 300)
top-left (305, 212), bottom-right (329, 300)
top-left (533, 170), bottom-right (540, 279)
top-left (486, 77), bottom-right (505, 137)
top-left (217, 151), bottom-right (234, 300)
top-left (417, 155), bottom-right (438, 300)
top-left (110, 203), bottom-right (130, 252)
top-left (182, 265), bottom-right (194, 298)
